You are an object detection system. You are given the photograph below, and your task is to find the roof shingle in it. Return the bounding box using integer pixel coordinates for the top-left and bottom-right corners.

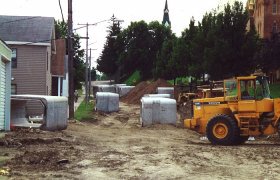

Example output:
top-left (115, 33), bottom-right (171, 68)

top-left (0, 15), bottom-right (54, 44)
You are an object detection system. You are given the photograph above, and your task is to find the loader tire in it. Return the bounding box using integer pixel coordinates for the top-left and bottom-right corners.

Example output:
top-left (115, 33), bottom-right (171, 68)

top-left (206, 115), bottom-right (239, 146)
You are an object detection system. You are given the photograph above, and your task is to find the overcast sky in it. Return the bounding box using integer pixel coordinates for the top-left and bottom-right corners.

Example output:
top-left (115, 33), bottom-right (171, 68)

top-left (0, 0), bottom-right (247, 67)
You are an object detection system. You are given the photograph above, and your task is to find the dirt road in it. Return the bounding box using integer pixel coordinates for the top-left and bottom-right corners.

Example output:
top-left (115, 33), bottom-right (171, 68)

top-left (1, 102), bottom-right (280, 179)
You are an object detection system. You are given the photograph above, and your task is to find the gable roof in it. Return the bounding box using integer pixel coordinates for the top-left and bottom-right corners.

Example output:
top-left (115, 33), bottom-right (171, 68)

top-left (0, 15), bottom-right (54, 44)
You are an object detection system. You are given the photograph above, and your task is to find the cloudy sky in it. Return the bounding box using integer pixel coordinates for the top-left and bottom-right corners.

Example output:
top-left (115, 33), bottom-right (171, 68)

top-left (0, 0), bottom-right (247, 67)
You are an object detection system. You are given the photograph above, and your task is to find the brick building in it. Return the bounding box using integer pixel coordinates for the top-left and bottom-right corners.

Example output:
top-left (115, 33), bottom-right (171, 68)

top-left (247, 0), bottom-right (280, 38)
top-left (247, 0), bottom-right (280, 82)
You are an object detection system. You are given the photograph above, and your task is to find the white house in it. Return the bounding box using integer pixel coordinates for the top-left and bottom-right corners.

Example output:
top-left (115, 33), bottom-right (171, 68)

top-left (0, 38), bottom-right (11, 130)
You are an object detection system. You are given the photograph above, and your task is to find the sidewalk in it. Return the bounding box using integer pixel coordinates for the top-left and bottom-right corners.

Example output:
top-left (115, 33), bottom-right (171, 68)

top-left (74, 94), bottom-right (85, 112)
top-left (74, 86), bottom-right (86, 112)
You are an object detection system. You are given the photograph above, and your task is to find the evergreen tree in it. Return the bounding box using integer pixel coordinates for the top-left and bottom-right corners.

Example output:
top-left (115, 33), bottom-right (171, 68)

top-left (256, 32), bottom-right (280, 74)
top-left (97, 15), bottom-right (122, 80)
top-left (155, 36), bottom-right (175, 79)
top-left (200, 2), bottom-right (259, 80)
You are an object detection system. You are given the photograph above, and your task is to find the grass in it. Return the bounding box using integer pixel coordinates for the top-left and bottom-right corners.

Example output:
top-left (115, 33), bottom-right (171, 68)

top-left (78, 89), bottom-right (83, 96)
top-left (270, 83), bottom-right (280, 98)
top-left (74, 100), bottom-right (95, 121)
top-left (124, 70), bottom-right (140, 85)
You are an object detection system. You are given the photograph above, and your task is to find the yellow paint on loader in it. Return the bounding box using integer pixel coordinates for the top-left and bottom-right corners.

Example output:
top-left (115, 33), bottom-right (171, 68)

top-left (184, 75), bottom-right (280, 145)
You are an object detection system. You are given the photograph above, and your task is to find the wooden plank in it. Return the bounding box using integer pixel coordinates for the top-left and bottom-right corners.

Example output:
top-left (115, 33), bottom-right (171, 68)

top-left (0, 60), bottom-right (6, 129)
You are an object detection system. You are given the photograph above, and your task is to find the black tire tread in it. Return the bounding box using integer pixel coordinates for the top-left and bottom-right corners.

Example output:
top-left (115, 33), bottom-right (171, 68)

top-left (206, 114), bottom-right (240, 146)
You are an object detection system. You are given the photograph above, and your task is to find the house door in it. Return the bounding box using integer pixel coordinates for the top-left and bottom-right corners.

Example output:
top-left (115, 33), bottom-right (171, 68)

top-left (0, 60), bottom-right (6, 129)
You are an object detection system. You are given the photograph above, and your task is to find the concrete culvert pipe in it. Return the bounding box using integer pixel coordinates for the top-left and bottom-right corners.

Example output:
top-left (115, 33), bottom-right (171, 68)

top-left (118, 86), bottom-right (135, 97)
top-left (93, 85), bottom-right (116, 98)
top-left (114, 84), bottom-right (127, 94)
top-left (96, 92), bottom-right (119, 113)
top-left (144, 94), bottom-right (171, 98)
top-left (157, 87), bottom-right (174, 98)
top-left (140, 97), bottom-right (177, 127)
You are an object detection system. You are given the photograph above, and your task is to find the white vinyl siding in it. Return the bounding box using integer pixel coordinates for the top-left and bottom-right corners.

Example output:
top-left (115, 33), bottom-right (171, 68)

top-left (0, 60), bottom-right (6, 129)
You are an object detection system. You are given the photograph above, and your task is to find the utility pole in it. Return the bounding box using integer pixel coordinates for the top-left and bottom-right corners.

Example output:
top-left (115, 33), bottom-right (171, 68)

top-left (88, 48), bottom-right (97, 98)
top-left (85, 23), bottom-right (89, 104)
top-left (77, 23), bottom-right (89, 104)
top-left (77, 20), bottom-right (109, 103)
top-left (89, 48), bottom-right (92, 98)
top-left (68, 0), bottom-right (74, 119)
top-left (77, 17), bottom-right (122, 100)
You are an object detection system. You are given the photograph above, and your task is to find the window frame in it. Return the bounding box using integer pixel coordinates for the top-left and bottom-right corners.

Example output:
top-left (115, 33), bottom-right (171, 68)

top-left (272, 21), bottom-right (277, 33)
top-left (273, 0), bottom-right (277, 14)
top-left (11, 48), bottom-right (17, 68)
top-left (11, 84), bottom-right (17, 95)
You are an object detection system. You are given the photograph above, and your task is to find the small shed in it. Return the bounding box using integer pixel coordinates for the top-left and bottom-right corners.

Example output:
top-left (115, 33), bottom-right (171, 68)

top-left (0, 39), bottom-right (11, 130)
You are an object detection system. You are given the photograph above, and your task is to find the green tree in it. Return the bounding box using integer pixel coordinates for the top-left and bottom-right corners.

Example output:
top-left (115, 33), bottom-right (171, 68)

top-left (155, 36), bottom-right (175, 79)
top-left (72, 34), bottom-right (86, 90)
top-left (117, 21), bottom-right (151, 81)
top-left (200, 2), bottom-right (259, 80)
top-left (181, 17), bottom-right (199, 80)
top-left (97, 15), bottom-right (121, 80)
top-left (148, 21), bottom-right (173, 79)
top-left (171, 37), bottom-right (188, 79)
top-left (90, 67), bottom-right (97, 81)
top-left (116, 20), bottom-right (173, 82)
top-left (256, 32), bottom-right (280, 74)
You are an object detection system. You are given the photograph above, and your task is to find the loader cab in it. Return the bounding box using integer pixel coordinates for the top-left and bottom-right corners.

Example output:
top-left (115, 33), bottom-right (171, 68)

top-left (224, 76), bottom-right (270, 101)
top-left (224, 75), bottom-right (272, 112)
top-left (237, 76), bottom-right (270, 101)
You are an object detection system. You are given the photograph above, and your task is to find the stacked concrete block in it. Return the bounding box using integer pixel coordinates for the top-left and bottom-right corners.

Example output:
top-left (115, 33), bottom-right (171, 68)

top-left (157, 87), bottom-right (174, 98)
top-left (114, 84), bottom-right (126, 94)
top-left (118, 86), bottom-right (135, 97)
top-left (93, 85), bottom-right (116, 97)
top-left (96, 92), bottom-right (119, 112)
top-left (140, 97), bottom-right (177, 127)
top-left (144, 94), bottom-right (171, 98)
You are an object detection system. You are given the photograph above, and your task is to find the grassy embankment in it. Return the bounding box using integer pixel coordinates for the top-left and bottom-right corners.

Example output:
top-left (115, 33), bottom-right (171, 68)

top-left (74, 90), bottom-right (95, 121)
top-left (74, 100), bottom-right (94, 121)
top-left (124, 70), bottom-right (141, 85)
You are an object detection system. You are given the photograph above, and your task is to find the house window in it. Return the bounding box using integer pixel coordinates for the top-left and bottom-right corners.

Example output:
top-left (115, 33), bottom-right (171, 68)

top-left (272, 21), bottom-right (277, 33)
top-left (260, 22), bottom-right (262, 35)
top-left (11, 49), bottom-right (17, 68)
top-left (273, 0), bottom-right (277, 14)
top-left (11, 84), bottom-right (17, 94)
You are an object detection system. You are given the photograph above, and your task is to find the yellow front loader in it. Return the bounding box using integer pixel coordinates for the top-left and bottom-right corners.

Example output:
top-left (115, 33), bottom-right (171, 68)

top-left (184, 75), bottom-right (280, 145)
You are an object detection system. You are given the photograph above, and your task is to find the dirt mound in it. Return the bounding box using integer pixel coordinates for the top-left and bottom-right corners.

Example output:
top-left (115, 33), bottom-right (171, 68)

top-left (121, 79), bottom-right (172, 104)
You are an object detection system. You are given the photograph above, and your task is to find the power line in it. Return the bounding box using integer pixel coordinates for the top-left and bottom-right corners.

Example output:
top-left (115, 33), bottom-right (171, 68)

top-left (77, 19), bottom-right (111, 104)
top-left (74, 19), bottom-right (110, 31)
